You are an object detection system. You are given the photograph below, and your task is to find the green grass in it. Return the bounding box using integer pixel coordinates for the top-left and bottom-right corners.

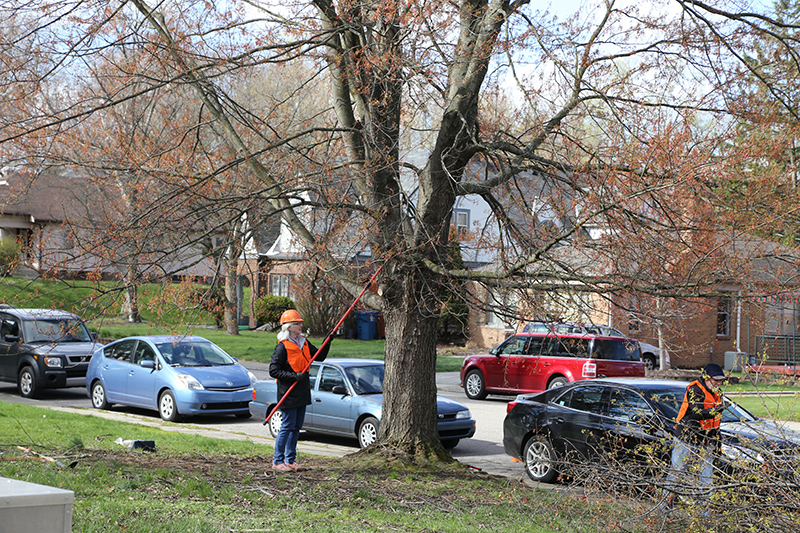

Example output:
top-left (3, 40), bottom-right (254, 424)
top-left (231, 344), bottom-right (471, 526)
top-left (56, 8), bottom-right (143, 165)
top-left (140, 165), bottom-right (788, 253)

top-left (90, 323), bottom-right (465, 372)
top-left (0, 276), bottom-right (220, 324)
top-left (0, 403), bottom-right (645, 533)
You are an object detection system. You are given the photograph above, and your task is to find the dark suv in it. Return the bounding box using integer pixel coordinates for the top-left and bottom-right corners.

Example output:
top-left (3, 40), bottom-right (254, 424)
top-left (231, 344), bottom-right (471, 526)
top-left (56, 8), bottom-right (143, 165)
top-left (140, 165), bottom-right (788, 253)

top-left (0, 305), bottom-right (101, 398)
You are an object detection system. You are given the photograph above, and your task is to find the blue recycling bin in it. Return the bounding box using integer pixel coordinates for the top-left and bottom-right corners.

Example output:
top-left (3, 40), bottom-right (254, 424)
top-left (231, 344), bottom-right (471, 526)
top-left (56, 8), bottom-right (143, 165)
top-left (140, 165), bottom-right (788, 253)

top-left (355, 310), bottom-right (379, 341)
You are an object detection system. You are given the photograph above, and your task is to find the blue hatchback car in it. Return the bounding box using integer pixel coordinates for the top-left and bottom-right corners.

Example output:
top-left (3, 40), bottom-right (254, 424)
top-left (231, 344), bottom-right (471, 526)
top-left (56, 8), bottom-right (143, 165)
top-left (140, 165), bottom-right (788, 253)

top-left (86, 335), bottom-right (257, 421)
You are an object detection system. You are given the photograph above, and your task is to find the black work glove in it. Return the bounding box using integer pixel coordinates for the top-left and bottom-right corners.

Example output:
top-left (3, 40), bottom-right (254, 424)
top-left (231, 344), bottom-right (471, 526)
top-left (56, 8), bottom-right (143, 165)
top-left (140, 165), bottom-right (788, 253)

top-left (295, 372), bottom-right (307, 381)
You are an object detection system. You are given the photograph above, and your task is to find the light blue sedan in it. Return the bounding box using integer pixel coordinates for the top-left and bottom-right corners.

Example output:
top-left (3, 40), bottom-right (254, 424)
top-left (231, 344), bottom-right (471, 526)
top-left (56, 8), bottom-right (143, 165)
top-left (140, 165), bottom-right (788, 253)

top-left (250, 358), bottom-right (476, 448)
top-left (86, 335), bottom-right (256, 421)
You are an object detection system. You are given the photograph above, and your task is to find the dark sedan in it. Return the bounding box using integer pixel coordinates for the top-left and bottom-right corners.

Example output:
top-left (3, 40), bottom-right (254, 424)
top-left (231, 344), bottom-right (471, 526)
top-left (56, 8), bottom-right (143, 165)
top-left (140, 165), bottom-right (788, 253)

top-left (503, 378), bottom-right (800, 483)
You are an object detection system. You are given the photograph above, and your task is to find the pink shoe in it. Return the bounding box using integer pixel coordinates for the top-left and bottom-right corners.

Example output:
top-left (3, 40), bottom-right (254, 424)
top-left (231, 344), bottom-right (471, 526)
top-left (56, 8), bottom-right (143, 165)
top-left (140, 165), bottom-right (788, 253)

top-left (285, 462), bottom-right (306, 471)
top-left (272, 463), bottom-right (292, 472)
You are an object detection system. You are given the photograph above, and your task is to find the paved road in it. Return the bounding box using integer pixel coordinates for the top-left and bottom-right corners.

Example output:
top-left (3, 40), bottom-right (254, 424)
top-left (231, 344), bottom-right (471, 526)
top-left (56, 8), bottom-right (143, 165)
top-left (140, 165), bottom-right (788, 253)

top-left (0, 363), bottom-right (527, 481)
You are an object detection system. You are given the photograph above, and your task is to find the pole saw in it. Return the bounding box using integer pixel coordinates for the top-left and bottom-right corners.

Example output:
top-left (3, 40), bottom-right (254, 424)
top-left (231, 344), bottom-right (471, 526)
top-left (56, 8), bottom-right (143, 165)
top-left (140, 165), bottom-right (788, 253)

top-left (263, 260), bottom-right (388, 426)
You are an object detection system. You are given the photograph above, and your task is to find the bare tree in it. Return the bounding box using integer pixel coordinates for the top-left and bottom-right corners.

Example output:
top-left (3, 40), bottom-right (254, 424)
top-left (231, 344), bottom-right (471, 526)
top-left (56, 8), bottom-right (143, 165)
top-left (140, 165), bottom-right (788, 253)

top-left (2, 0), bottom-right (800, 465)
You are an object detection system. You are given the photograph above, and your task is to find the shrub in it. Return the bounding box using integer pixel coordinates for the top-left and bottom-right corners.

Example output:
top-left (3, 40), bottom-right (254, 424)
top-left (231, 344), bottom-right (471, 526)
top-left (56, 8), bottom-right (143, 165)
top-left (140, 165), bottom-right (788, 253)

top-left (0, 237), bottom-right (20, 275)
top-left (253, 295), bottom-right (294, 328)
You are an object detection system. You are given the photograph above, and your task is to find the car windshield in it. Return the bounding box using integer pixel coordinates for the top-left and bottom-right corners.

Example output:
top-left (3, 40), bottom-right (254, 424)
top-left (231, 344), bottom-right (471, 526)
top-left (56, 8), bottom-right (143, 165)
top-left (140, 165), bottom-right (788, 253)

top-left (22, 318), bottom-right (92, 343)
top-left (345, 365), bottom-right (384, 394)
top-left (156, 341), bottom-right (236, 366)
top-left (646, 388), bottom-right (757, 423)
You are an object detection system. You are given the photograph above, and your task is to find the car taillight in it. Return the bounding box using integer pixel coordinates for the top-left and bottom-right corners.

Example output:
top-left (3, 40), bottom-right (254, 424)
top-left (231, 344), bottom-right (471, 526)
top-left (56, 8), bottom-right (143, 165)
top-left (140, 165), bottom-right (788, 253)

top-left (582, 361), bottom-right (597, 378)
top-left (252, 389), bottom-right (256, 400)
top-left (506, 401), bottom-right (518, 414)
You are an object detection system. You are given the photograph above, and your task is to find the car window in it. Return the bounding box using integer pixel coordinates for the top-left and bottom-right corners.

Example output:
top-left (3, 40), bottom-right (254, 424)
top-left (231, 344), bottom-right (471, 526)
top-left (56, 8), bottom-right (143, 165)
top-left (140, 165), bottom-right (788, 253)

top-left (318, 366), bottom-right (346, 392)
top-left (106, 340), bottom-right (136, 363)
top-left (156, 341), bottom-right (236, 366)
top-left (309, 365), bottom-right (320, 389)
top-left (526, 336), bottom-right (556, 356)
top-left (345, 365), bottom-right (384, 394)
top-left (607, 389), bottom-right (653, 422)
top-left (556, 338), bottom-right (590, 358)
top-left (554, 386), bottom-right (605, 414)
top-left (497, 336), bottom-right (529, 355)
top-left (592, 339), bottom-right (640, 361)
top-left (0, 316), bottom-right (19, 339)
top-left (132, 342), bottom-right (156, 366)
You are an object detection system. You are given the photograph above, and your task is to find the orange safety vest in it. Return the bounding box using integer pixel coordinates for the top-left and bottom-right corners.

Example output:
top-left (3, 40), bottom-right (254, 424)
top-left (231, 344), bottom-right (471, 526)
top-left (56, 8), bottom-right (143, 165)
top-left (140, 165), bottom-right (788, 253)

top-left (282, 339), bottom-right (311, 373)
top-left (676, 379), bottom-right (721, 431)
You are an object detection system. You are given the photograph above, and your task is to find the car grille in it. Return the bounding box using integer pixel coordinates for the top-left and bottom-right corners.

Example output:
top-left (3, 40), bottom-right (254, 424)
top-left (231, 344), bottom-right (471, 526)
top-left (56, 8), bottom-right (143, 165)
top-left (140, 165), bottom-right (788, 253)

top-left (438, 413), bottom-right (459, 420)
top-left (205, 386), bottom-right (251, 392)
top-left (66, 354), bottom-right (91, 365)
top-left (200, 401), bottom-right (250, 410)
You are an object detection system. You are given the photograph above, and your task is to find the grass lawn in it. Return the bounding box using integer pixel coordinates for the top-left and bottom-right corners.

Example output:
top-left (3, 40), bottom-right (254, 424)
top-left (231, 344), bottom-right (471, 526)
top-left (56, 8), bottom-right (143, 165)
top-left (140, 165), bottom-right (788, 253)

top-left (0, 403), bottom-right (655, 533)
top-left (90, 323), bottom-right (466, 372)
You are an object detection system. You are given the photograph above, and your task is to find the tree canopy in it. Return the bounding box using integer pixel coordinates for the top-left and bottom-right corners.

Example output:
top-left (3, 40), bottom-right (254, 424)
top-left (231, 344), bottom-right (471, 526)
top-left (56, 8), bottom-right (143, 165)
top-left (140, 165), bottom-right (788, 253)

top-left (1, 0), bottom-right (800, 459)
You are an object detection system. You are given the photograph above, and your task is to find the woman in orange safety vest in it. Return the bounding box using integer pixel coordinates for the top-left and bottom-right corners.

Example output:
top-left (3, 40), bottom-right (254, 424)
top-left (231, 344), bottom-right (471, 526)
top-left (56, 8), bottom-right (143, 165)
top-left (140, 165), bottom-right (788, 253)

top-left (269, 309), bottom-right (330, 472)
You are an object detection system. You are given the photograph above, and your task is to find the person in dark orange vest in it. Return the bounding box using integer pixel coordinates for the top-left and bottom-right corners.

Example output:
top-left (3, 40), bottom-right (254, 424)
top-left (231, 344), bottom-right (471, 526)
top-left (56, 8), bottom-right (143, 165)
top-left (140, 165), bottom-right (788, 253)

top-left (269, 309), bottom-right (331, 472)
top-left (663, 362), bottom-right (727, 512)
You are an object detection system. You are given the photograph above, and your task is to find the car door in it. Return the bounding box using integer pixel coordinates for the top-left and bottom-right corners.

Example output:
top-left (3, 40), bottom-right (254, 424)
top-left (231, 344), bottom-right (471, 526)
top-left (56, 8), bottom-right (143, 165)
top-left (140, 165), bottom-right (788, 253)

top-left (98, 340), bottom-right (136, 404)
top-left (600, 387), bottom-right (666, 462)
top-left (487, 336), bottom-right (530, 391)
top-left (0, 314), bottom-right (22, 381)
top-left (126, 340), bottom-right (158, 407)
top-left (545, 384), bottom-right (606, 460)
top-left (516, 336), bottom-right (557, 392)
top-left (308, 365), bottom-right (353, 434)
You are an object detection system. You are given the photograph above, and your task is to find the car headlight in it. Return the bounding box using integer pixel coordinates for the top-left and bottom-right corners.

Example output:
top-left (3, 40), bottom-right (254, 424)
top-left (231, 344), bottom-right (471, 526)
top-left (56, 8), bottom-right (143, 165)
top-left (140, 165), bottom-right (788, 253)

top-left (721, 442), bottom-right (764, 464)
top-left (177, 374), bottom-right (204, 391)
top-left (248, 371), bottom-right (257, 387)
top-left (456, 409), bottom-right (471, 420)
top-left (44, 356), bottom-right (63, 368)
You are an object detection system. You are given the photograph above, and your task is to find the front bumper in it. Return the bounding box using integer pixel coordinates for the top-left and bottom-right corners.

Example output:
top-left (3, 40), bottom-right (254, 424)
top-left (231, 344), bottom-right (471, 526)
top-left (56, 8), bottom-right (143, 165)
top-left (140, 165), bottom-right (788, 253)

top-left (174, 387), bottom-right (254, 415)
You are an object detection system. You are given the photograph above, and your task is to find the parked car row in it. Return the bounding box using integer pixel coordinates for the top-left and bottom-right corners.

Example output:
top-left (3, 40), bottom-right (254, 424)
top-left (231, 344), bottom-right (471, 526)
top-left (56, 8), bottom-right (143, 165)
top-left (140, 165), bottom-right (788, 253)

top-left (0, 306), bottom-right (477, 449)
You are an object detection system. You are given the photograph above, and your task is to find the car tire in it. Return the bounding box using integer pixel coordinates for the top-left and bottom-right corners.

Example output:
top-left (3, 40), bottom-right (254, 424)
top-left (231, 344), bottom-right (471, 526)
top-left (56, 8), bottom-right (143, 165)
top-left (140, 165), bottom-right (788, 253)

top-left (464, 369), bottom-right (487, 400)
top-left (547, 376), bottom-right (568, 389)
top-left (90, 381), bottom-right (111, 410)
top-left (441, 438), bottom-right (460, 449)
top-left (267, 407), bottom-right (283, 438)
top-left (158, 390), bottom-right (181, 422)
top-left (523, 435), bottom-right (557, 483)
top-left (643, 354), bottom-right (656, 372)
top-left (18, 366), bottom-right (39, 399)
top-left (357, 416), bottom-right (379, 448)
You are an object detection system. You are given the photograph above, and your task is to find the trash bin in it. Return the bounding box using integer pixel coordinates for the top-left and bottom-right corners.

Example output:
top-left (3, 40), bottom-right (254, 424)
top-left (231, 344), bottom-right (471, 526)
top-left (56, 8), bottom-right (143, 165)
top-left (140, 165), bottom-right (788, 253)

top-left (355, 310), bottom-right (379, 341)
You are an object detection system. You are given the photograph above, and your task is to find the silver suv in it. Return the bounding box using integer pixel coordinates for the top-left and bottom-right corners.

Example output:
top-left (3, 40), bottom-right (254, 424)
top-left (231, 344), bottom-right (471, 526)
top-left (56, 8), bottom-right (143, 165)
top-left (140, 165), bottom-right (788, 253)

top-left (0, 305), bottom-right (102, 397)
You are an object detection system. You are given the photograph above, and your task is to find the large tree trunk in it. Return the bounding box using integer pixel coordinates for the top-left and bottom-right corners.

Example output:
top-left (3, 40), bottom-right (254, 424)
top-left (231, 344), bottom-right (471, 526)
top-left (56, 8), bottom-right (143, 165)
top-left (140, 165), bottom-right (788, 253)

top-left (363, 267), bottom-right (453, 462)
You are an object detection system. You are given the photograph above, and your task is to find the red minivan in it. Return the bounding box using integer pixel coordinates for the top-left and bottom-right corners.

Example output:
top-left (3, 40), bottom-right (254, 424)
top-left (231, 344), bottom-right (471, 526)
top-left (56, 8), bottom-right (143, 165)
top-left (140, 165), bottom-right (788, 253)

top-left (459, 332), bottom-right (645, 400)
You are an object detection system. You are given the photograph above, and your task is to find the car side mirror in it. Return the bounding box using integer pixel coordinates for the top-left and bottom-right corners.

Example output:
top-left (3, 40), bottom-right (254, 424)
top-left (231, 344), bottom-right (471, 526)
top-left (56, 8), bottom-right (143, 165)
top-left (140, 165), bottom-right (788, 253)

top-left (332, 385), bottom-right (349, 395)
top-left (90, 332), bottom-right (98, 340)
top-left (490, 348), bottom-right (498, 356)
top-left (3, 334), bottom-right (20, 343)
top-left (140, 360), bottom-right (155, 369)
